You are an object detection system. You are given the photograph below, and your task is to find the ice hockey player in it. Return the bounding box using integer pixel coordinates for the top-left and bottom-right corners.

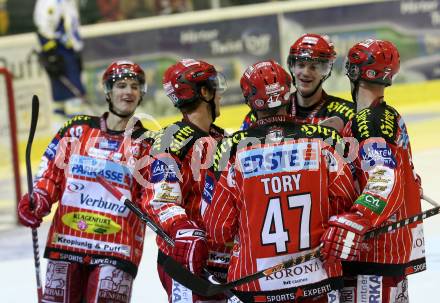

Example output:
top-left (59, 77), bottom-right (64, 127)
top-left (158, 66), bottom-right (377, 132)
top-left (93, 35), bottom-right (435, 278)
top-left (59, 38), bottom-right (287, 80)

top-left (34, 0), bottom-right (86, 121)
top-left (18, 60), bottom-right (150, 302)
top-left (241, 33), bottom-right (355, 132)
top-left (139, 58), bottom-right (227, 302)
top-left (204, 60), bottom-right (358, 303)
top-left (320, 39), bottom-right (426, 303)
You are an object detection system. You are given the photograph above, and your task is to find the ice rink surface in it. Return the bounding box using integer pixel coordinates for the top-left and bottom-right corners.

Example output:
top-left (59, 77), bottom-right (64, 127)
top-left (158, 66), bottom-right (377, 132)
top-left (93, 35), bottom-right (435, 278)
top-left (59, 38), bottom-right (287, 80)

top-left (1, 197), bottom-right (440, 303)
top-left (1, 107), bottom-right (439, 302)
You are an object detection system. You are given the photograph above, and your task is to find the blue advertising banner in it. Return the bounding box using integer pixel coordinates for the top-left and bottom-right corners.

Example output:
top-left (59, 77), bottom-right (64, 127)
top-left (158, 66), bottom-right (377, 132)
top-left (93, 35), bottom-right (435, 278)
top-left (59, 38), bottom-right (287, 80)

top-left (83, 15), bottom-right (280, 112)
top-left (82, 0), bottom-right (440, 114)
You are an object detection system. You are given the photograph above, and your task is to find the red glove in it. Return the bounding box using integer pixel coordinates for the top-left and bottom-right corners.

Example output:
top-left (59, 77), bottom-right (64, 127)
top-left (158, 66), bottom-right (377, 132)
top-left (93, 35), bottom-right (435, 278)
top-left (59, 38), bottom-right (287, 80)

top-left (321, 213), bottom-right (372, 262)
top-left (18, 190), bottom-right (51, 228)
top-left (169, 220), bottom-right (208, 275)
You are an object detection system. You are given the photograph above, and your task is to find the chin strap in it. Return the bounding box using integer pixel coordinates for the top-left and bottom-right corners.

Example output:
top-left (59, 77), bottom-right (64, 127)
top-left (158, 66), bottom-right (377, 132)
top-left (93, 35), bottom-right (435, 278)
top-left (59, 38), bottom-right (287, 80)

top-left (297, 79), bottom-right (323, 99)
top-left (106, 98), bottom-right (136, 119)
top-left (350, 80), bottom-right (359, 106)
top-left (201, 89), bottom-right (217, 123)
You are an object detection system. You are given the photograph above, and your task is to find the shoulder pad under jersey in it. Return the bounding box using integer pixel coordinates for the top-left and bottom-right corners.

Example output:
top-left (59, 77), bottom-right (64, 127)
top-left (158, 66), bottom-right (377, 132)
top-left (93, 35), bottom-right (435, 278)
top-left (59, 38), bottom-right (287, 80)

top-left (299, 123), bottom-right (344, 148)
top-left (130, 124), bottom-right (149, 140)
top-left (149, 121), bottom-right (212, 160)
top-left (323, 95), bottom-right (356, 124)
top-left (58, 115), bottom-right (99, 137)
top-left (212, 130), bottom-right (248, 175)
top-left (351, 102), bottom-right (399, 144)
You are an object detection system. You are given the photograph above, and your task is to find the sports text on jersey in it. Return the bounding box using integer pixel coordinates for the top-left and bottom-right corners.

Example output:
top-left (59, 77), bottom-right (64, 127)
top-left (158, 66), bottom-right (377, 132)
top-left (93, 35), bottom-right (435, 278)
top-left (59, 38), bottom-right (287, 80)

top-left (360, 142), bottom-right (397, 169)
top-left (69, 155), bottom-right (132, 186)
top-left (213, 131), bottom-right (247, 172)
top-left (151, 158), bottom-right (180, 183)
top-left (52, 234), bottom-right (131, 256)
top-left (62, 179), bottom-right (131, 217)
top-left (237, 142), bottom-right (319, 178)
top-left (202, 174), bottom-right (214, 204)
top-left (326, 101), bottom-right (355, 120)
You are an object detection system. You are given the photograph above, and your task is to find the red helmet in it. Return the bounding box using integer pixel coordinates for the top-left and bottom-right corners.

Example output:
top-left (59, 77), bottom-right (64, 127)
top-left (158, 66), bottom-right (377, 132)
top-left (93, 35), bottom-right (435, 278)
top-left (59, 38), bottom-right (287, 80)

top-left (345, 39), bottom-right (400, 86)
top-left (102, 60), bottom-right (147, 95)
top-left (162, 58), bottom-right (227, 108)
top-left (240, 60), bottom-right (292, 111)
top-left (287, 33), bottom-right (336, 80)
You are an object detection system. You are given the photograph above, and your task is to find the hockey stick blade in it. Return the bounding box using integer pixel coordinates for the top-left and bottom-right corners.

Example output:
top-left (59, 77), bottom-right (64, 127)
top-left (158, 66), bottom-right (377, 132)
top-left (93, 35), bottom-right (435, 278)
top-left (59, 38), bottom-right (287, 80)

top-left (26, 96), bottom-right (39, 193)
top-left (164, 205), bottom-right (440, 296)
top-left (26, 95), bottom-right (43, 302)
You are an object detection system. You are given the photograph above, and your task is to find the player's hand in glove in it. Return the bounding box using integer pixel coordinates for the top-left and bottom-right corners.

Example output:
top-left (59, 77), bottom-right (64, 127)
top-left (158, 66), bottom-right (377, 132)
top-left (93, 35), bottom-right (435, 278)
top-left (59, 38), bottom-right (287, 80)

top-left (321, 213), bottom-right (372, 262)
top-left (18, 189), bottom-right (51, 228)
top-left (38, 47), bottom-right (65, 78)
top-left (170, 220), bottom-right (208, 275)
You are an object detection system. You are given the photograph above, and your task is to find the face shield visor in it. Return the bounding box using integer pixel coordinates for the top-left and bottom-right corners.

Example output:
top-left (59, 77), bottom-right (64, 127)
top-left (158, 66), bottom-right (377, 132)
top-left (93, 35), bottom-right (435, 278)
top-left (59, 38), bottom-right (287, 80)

top-left (104, 67), bottom-right (147, 96)
top-left (289, 57), bottom-right (333, 79)
top-left (208, 72), bottom-right (228, 95)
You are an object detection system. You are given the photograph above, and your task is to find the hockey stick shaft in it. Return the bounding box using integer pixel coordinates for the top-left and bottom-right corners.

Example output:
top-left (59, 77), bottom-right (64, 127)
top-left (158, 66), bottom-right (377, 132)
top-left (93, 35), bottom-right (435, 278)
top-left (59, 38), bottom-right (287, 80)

top-left (96, 176), bottom-right (175, 247)
top-left (26, 95), bottom-right (43, 302)
top-left (163, 204), bottom-right (440, 297)
top-left (363, 205), bottom-right (440, 240)
top-left (96, 176), bottom-right (243, 302)
top-left (422, 194), bottom-right (439, 207)
top-left (58, 75), bottom-right (100, 115)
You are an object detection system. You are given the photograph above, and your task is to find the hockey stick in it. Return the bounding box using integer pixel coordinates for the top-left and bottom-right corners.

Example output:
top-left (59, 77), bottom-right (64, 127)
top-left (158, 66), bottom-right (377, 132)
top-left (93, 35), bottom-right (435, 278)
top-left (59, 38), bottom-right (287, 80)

top-left (33, 49), bottom-right (99, 116)
top-left (26, 95), bottom-right (43, 302)
top-left (58, 75), bottom-right (100, 116)
top-left (96, 175), bottom-right (244, 302)
top-left (423, 194), bottom-right (439, 207)
top-left (96, 176), bottom-right (175, 247)
top-left (162, 205), bottom-right (440, 297)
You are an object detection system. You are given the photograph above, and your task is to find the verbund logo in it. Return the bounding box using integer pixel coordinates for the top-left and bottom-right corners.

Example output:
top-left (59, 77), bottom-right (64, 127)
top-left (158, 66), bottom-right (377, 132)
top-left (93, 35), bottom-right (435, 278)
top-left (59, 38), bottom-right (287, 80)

top-left (80, 194), bottom-right (127, 215)
top-left (66, 182), bottom-right (86, 193)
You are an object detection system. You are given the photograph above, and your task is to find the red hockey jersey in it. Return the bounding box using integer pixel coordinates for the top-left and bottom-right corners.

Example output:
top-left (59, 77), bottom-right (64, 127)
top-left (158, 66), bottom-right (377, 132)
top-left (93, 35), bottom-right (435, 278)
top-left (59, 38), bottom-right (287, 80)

top-left (342, 101), bottom-right (426, 276)
top-left (37, 114), bottom-right (150, 277)
top-left (205, 116), bottom-right (357, 298)
top-left (139, 120), bottom-right (224, 256)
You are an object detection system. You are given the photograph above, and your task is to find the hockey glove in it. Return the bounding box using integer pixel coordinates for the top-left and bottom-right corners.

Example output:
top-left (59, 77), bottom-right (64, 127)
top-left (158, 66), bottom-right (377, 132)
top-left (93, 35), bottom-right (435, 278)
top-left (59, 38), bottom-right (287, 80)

top-left (169, 220), bottom-right (208, 275)
top-left (18, 190), bottom-right (51, 228)
top-left (38, 48), bottom-right (65, 78)
top-left (321, 213), bottom-right (372, 262)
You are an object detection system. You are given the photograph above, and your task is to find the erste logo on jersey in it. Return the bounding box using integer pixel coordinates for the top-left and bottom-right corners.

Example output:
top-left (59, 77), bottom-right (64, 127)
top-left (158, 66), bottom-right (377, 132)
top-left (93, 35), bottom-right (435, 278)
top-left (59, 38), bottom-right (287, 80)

top-left (238, 142), bottom-right (319, 178)
top-left (69, 155), bottom-right (132, 186)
